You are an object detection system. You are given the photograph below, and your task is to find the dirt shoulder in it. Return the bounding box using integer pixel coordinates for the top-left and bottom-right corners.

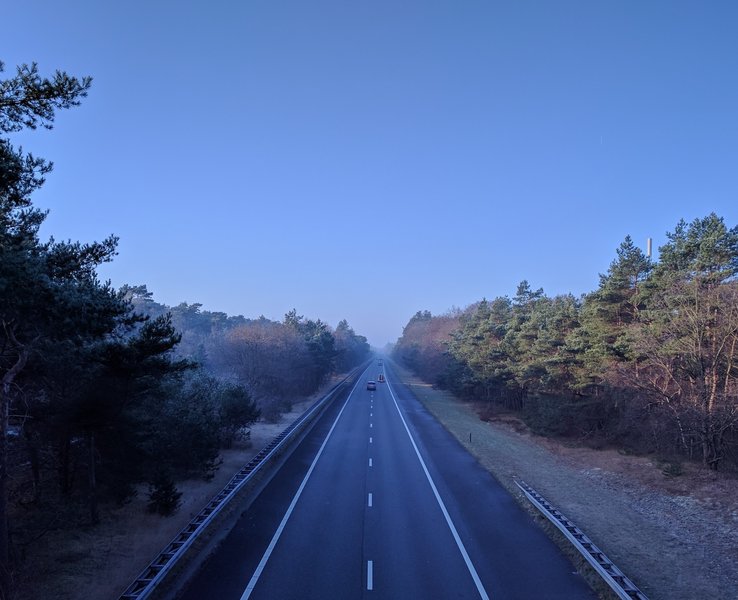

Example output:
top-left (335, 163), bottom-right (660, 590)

top-left (391, 362), bottom-right (738, 600)
top-left (15, 379), bottom-right (341, 600)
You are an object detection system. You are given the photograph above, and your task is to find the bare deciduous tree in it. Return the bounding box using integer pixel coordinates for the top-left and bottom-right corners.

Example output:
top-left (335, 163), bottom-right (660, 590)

top-left (631, 281), bottom-right (738, 468)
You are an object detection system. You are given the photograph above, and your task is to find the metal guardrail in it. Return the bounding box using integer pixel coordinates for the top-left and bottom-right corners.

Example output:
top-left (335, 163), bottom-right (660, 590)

top-left (119, 366), bottom-right (366, 600)
top-left (515, 480), bottom-right (648, 600)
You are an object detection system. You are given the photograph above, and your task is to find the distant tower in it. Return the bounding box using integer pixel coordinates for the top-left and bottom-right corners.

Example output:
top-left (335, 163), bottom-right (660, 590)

top-left (646, 238), bottom-right (652, 258)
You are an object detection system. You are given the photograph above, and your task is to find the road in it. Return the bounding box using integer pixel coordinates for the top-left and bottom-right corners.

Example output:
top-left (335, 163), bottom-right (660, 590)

top-left (178, 361), bottom-right (598, 599)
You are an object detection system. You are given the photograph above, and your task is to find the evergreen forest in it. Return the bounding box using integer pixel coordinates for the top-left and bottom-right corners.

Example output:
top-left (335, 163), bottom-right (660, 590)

top-left (0, 61), bottom-right (370, 597)
top-left (394, 215), bottom-right (738, 472)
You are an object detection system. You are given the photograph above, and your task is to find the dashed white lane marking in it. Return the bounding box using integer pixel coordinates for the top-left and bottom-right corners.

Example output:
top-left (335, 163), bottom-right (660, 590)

top-left (370, 412), bottom-right (373, 417)
top-left (386, 376), bottom-right (491, 600)
top-left (239, 368), bottom-right (370, 600)
top-left (367, 560), bottom-right (374, 590)
top-left (369, 458), bottom-right (373, 467)
top-left (369, 436), bottom-right (373, 444)
top-left (368, 493), bottom-right (373, 507)
top-left (370, 423), bottom-right (373, 428)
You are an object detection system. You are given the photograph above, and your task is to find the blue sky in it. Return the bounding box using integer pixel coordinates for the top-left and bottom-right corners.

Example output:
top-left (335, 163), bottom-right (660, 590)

top-left (4, 1), bottom-right (738, 347)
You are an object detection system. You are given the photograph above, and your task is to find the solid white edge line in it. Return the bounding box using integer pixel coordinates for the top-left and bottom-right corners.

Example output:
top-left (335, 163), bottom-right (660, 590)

top-left (385, 375), bottom-right (491, 600)
top-left (239, 365), bottom-right (371, 600)
top-left (367, 560), bottom-right (374, 590)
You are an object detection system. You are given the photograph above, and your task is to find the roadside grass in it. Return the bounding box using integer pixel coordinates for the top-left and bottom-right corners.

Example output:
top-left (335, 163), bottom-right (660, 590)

top-left (391, 364), bottom-right (552, 491)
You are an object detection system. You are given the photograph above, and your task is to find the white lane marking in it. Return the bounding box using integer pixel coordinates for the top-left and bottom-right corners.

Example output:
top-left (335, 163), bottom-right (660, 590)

top-left (240, 367), bottom-right (370, 600)
top-left (370, 423), bottom-right (373, 428)
top-left (367, 560), bottom-right (374, 590)
top-left (369, 458), bottom-right (373, 467)
top-left (370, 412), bottom-right (373, 417)
top-left (385, 376), bottom-right (491, 600)
top-left (368, 492), bottom-right (373, 507)
top-left (369, 436), bottom-right (373, 444)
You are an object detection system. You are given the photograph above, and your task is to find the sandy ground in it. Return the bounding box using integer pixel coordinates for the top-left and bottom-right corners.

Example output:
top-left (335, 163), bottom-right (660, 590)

top-left (391, 363), bottom-right (738, 600)
top-left (13, 381), bottom-right (336, 600)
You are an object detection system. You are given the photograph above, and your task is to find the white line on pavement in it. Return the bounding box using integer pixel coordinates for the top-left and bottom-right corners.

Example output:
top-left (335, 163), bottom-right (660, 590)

top-left (369, 458), bottom-right (373, 467)
top-left (367, 560), bottom-right (374, 590)
top-left (385, 375), bottom-right (491, 600)
top-left (368, 492), bottom-right (373, 507)
top-left (239, 366), bottom-right (370, 599)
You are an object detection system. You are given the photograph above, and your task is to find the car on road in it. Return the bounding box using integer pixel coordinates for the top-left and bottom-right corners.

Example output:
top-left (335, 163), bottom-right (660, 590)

top-left (378, 374), bottom-right (385, 383)
top-left (366, 381), bottom-right (376, 391)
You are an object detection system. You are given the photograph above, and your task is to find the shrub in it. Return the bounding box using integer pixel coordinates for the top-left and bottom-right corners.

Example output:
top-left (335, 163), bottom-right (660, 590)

top-left (147, 471), bottom-right (182, 516)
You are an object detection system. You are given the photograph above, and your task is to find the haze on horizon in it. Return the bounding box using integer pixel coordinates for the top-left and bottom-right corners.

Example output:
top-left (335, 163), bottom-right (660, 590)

top-left (5, 1), bottom-right (738, 348)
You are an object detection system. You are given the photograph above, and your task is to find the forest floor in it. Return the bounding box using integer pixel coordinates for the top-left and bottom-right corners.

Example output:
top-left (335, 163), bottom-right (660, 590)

top-left (390, 362), bottom-right (738, 600)
top-left (13, 378), bottom-right (340, 600)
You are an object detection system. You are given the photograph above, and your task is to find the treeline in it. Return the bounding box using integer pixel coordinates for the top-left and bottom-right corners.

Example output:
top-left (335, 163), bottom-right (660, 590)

top-left (125, 287), bottom-right (371, 419)
top-left (395, 215), bottom-right (738, 472)
top-left (0, 61), bottom-right (369, 595)
top-left (0, 62), bottom-right (261, 593)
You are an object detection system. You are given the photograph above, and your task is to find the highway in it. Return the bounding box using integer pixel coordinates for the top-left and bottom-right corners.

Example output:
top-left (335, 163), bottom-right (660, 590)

top-left (178, 361), bottom-right (598, 599)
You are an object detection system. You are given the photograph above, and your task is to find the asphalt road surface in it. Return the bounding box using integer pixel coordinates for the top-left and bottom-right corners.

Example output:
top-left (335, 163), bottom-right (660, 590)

top-left (178, 361), bottom-right (598, 600)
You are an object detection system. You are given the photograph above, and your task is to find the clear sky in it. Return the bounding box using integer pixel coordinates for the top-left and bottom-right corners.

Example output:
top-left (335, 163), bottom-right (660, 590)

top-left (4, 1), bottom-right (738, 347)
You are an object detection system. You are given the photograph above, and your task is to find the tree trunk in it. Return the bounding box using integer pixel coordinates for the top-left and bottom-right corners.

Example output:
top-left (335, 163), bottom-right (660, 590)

top-left (87, 432), bottom-right (99, 525)
top-left (725, 337), bottom-right (736, 395)
top-left (0, 342), bottom-right (28, 599)
top-left (23, 428), bottom-right (41, 504)
top-left (58, 431), bottom-right (72, 496)
top-left (0, 379), bottom-right (11, 599)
